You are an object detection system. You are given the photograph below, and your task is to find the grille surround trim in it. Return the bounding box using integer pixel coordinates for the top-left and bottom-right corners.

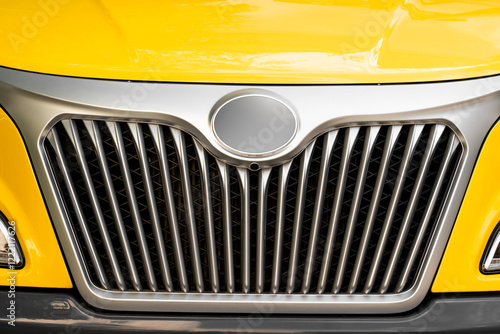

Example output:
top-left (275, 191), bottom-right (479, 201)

top-left (2, 68), bottom-right (500, 313)
top-left (43, 117), bottom-right (464, 313)
top-left (36, 121), bottom-right (468, 313)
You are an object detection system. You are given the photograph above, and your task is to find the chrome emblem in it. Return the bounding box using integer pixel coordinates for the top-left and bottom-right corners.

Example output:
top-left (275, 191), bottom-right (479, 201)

top-left (211, 90), bottom-right (298, 156)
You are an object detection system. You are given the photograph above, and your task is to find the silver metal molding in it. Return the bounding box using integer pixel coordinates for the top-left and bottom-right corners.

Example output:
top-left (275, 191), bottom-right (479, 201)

top-left (482, 223), bottom-right (500, 273)
top-left (0, 211), bottom-right (24, 268)
top-left (1, 67), bottom-right (500, 314)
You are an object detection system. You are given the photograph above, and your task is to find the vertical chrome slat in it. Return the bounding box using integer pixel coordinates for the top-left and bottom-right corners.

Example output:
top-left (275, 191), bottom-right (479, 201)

top-left (348, 126), bottom-right (402, 294)
top-left (170, 128), bottom-right (204, 293)
top-left (271, 161), bottom-right (293, 294)
top-left (395, 134), bottom-right (459, 293)
top-left (47, 128), bottom-right (110, 290)
top-left (379, 125), bottom-right (445, 294)
top-left (128, 123), bottom-right (173, 292)
top-left (149, 124), bottom-right (189, 293)
top-left (193, 139), bottom-right (220, 293)
top-left (363, 125), bottom-right (425, 294)
top-left (286, 142), bottom-right (316, 294)
top-left (83, 120), bottom-right (142, 291)
top-left (332, 126), bottom-right (380, 294)
top-left (236, 167), bottom-right (251, 294)
top-left (216, 160), bottom-right (235, 293)
top-left (62, 120), bottom-right (126, 291)
top-left (106, 122), bottom-right (158, 291)
top-left (256, 168), bottom-right (272, 293)
top-left (302, 130), bottom-right (339, 294)
top-left (316, 128), bottom-right (358, 294)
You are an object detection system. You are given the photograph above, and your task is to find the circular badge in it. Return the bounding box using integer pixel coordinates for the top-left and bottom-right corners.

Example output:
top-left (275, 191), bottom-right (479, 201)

top-left (211, 92), bottom-right (298, 156)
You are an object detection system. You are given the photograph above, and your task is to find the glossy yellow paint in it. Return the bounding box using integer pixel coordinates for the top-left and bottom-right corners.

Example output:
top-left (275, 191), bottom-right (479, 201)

top-left (433, 120), bottom-right (500, 293)
top-left (0, 107), bottom-right (72, 288)
top-left (0, 0), bottom-right (499, 84)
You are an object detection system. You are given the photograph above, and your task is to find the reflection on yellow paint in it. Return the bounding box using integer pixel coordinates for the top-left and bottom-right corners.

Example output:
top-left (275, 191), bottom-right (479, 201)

top-left (0, 0), bottom-right (498, 83)
top-left (0, 1), bottom-right (498, 81)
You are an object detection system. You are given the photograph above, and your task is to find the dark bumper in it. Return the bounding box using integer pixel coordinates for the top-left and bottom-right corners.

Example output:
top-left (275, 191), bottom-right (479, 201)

top-left (2, 291), bottom-right (500, 333)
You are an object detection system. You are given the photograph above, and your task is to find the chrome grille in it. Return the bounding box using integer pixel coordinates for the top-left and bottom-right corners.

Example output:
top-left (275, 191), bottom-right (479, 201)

top-left (44, 119), bottom-right (461, 296)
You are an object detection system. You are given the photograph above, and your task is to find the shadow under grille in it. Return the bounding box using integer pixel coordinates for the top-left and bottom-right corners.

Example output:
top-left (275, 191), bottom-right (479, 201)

top-left (44, 119), bottom-right (462, 295)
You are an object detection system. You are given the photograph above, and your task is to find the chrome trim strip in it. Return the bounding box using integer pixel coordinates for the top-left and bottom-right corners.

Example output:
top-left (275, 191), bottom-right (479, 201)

top-left (170, 128), bottom-right (204, 293)
top-left (0, 212), bottom-right (23, 268)
top-left (271, 161), bottom-right (293, 294)
top-left (482, 226), bottom-right (500, 273)
top-left (1, 66), bottom-right (498, 169)
top-left (216, 160), bottom-right (235, 293)
top-left (236, 167), bottom-right (251, 294)
top-left (194, 139), bottom-right (220, 293)
top-left (286, 143), bottom-right (315, 294)
top-left (256, 168), bottom-right (272, 294)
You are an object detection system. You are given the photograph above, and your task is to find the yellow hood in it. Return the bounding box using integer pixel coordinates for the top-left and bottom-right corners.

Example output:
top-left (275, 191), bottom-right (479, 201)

top-left (0, 0), bottom-right (499, 84)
